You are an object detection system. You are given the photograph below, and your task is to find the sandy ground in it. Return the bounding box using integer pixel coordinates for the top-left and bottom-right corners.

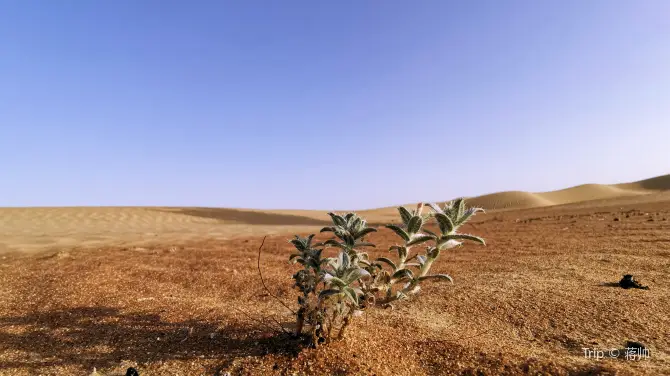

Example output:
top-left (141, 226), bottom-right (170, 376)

top-left (0, 176), bottom-right (669, 375)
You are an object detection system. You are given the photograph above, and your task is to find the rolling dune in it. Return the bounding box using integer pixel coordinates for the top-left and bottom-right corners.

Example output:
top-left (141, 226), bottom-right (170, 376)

top-left (465, 184), bottom-right (649, 211)
top-left (362, 174), bottom-right (669, 216)
top-left (466, 175), bottom-right (669, 211)
top-left (0, 207), bottom-right (328, 254)
top-left (614, 173), bottom-right (670, 191)
top-left (0, 174), bottom-right (668, 254)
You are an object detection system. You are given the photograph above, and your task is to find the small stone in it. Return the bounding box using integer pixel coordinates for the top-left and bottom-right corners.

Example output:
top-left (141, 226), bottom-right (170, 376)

top-left (625, 341), bottom-right (649, 353)
top-left (619, 274), bottom-right (649, 290)
top-left (613, 217), bottom-right (620, 221)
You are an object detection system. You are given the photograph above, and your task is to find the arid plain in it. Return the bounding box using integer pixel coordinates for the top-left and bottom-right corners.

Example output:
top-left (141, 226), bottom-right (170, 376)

top-left (1, 175), bottom-right (669, 375)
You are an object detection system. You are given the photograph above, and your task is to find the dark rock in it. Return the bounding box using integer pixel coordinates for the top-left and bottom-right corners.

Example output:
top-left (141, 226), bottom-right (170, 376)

top-left (613, 217), bottom-right (620, 221)
top-left (626, 341), bottom-right (647, 351)
top-left (126, 368), bottom-right (140, 376)
top-left (619, 275), bottom-right (649, 290)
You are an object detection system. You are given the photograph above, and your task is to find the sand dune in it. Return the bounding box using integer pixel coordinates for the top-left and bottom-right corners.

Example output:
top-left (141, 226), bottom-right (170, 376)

top-left (614, 173), bottom-right (670, 191)
top-left (363, 174), bottom-right (669, 215)
top-left (465, 184), bottom-right (648, 211)
top-left (465, 175), bottom-right (668, 211)
top-left (1, 174), bottom-right (668, 254)
top-left (0, 207), bottom-right (328, 254)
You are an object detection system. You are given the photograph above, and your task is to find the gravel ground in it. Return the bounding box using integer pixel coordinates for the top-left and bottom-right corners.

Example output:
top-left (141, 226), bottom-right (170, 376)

top-left (1, 199), bottom-right (669, 375)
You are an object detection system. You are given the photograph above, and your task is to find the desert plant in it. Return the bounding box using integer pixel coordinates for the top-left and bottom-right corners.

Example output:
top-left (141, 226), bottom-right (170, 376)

top-left (374, 200), bottom-right (485, 305)
top-left (288, 199), bottom-right (485, 346)
top-left (289, 213), bottom-right (376, 346)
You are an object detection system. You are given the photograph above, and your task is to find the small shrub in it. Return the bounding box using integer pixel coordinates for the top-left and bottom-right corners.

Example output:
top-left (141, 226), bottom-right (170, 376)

top-left (288, 199), bottom-right (485, 347)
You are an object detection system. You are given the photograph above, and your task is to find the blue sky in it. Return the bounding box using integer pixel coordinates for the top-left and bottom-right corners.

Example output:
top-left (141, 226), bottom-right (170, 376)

top-left (1, 0), bottom-right (668, 210)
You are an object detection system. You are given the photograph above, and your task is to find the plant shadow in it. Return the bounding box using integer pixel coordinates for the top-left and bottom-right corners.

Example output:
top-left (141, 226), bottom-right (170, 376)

top-left (0, 306), bottom-right (307, 374)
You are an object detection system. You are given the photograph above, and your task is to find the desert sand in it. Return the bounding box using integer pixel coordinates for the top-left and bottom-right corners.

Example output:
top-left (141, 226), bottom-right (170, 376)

top-left (1, 175), bottom-right (667, 255)
top-left (0, 175), bottom-right (668, 375)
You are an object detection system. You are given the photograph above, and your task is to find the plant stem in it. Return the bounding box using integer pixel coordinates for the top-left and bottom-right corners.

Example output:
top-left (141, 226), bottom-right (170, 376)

top-left (419, 258), bottom-right (435, 278)
top-left (295, 307), bottom-right (305, 337)
top-left (337, 315), bottom-right (351, 340)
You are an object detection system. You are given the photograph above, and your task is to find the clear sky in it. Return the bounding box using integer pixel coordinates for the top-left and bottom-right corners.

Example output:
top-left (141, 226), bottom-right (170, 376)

top-left (1, 1), bottom-right (668, 210)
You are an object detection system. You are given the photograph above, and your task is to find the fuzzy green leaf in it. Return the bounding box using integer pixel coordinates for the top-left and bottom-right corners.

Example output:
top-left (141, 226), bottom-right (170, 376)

top-left (319, 289), bottom-right (341, 300)
top-left (377, 270), bottom-right (391, 284)
top-left (407, 216), bottom-right (423, 234)
top-left (289, 238), bottom-right (305, 251)
top-left (319, 239), bottom-right (346, 249)
top-left (354, 241), bottom-right (376, 248)
top-left (338, 251), bottom-right (351, 269)
top-left (426, 202), bottom-right (444, 214)
top-left (325, 275), bottom-right (348, 288)
top-left (395, 291), bottom-right (408, 300)
top-left (418, 274), bottom-right (453, 283)
top-left (343, 286), bottom-right (359, 305)
top-left (289, 253), bottom-right (303, 262)
top-left (457, 207), bottom-right (485, 225)
top-left (343, 233), bottom-right (356, 247)
top-left (343, 268), bottom-right (369, 284)
top-left (389, 245), bottom-right (408, 260)
top-left (453, 198), bottom-right (465, 219)
top-left (351, 217), bottom-right (361, 231)
top-left (385, 224), bottom-right (410, 242)
top-left (398, 206), bottom-right (413, 225)
top-left (358, 259), bottom-right (372, 267)
top-left (434, 213), bottom-right (455, 234)
top-left (354, 227), bottom-right (377, 239)
top-left (407, 234), bottom-right (434, 246)
top-left (320, 226), bottom-right (337, 233)
top-left (392, 268), bottom-right (414, 281)
top-left (375, 257), bottom-right (397, 270)
top-left (328, 212), bottom-right (346, 227)
top-left (356, 252), bottom-right (369, 260)
top-left (405, 253), bottom-right (419, 262)
top-left (443, 233), bottom-right (486, 245)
